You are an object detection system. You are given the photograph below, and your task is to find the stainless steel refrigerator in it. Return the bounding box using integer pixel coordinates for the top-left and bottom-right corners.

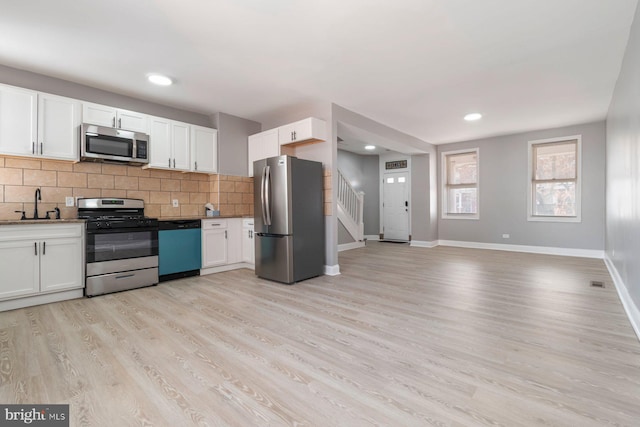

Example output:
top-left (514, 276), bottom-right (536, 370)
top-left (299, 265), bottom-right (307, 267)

top-left (254, 155), bottom-right (324, 284)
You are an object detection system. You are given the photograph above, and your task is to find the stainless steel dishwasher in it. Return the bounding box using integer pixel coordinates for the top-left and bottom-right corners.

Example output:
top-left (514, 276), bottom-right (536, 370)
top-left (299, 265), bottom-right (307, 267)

top-left (158, 220), bottom-right (202, 282)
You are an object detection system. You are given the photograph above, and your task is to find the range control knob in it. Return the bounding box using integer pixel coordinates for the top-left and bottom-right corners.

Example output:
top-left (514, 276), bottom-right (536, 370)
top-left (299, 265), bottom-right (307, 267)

top-left (105, 222), bottom-right (111, 228)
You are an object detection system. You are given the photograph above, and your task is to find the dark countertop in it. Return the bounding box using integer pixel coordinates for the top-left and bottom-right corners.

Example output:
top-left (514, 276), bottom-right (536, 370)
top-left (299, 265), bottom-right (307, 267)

top-left (0, 219), bottom-right (86, 226)
top-left (159, 216), bottom-right (252, 221)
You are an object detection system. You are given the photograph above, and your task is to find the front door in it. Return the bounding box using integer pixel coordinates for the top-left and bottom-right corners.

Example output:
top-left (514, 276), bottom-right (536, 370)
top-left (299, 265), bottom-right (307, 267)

top-left (383, 172), bottom-right (409, 241)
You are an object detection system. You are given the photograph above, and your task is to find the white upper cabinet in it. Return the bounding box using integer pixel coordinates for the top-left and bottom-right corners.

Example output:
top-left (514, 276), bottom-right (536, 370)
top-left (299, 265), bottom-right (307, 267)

top-left (38, 93), bottom-right (81, 160)
top-left (278, 117), bottom-right (326, 146)
top-left (0, 84), bottom-right (79, 161)
top-left (172, 121), bottom-right (191, 171)
top-left (191, 125), bottom-right (218, 173)
top-left (147, 116), bottom-right (190, 172)
top-left (83, 102), bottom-right (148, 133)
top-left (247, 128), bottom-right (279, 177)
top-left (0, 84), bottom-right (37, 157)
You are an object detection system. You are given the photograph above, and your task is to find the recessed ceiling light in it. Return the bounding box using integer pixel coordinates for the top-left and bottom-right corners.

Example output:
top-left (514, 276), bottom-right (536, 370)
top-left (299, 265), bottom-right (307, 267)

top-left (464, 113), bottom-right (482, 121)
top-left (147, 74), bottom-right (173, 86)
top-left (365, 145), bottom-right (376, 150)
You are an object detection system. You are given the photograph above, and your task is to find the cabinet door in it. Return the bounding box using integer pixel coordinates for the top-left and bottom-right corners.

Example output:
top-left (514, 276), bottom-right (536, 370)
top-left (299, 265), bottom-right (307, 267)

top-left (202, 229), bottom-right (227, 267)
top-left (82, 102), bottom-right (117, 127)
top-left (117, 109), bottom-right (148, 133)
top-left (248, 129), bottom-right (279, 177)
top-left (191, 125), bottom-right (217, 173)
top-left (227, 219), bottom-right (242, 264)
top-left (278, 117), bottom-right (326, 145)
top-left (40, 238), bottom-right (84, 293)
top-left (0, 240), bottom-right (40, 300)
top-left (0, 84), bottom-right (37, 157)
top-left (242, 225), bottom-right (255, 264)
top-left (38, 93), bottom-right (81, 160)
top-left (148, 116), bottom-right (172, 169)
top-left (172, 121), bottom-right (191, 171)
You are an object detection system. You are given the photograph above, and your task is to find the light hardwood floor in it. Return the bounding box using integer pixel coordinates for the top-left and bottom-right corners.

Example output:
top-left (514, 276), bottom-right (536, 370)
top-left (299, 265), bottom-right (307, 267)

top-left (1, 242), bottom-right (639, 426)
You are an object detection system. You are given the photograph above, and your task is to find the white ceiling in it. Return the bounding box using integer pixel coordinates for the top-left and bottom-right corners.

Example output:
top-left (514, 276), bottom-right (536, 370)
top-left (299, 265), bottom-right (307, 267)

top-left (0, 0), bottom-right (636, 145)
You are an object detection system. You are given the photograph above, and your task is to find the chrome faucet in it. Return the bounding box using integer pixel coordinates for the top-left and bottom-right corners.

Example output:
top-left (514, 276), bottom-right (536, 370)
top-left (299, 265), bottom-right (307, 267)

top-left (34, 188), bottom-right (41, 219)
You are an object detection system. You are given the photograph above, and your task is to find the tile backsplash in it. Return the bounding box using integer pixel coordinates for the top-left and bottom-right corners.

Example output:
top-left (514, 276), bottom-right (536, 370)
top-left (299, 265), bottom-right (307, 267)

top-left (0, 156), bottom-right (253, 220)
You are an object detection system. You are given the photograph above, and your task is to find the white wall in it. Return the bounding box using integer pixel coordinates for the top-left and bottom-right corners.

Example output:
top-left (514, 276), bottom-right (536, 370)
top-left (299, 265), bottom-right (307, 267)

top-left (606, 2), bottom-right (640, 331)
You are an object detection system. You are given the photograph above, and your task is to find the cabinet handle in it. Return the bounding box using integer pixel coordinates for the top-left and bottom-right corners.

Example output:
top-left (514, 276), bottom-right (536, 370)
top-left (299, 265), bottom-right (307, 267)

top-left (194, 161), bottom-right (197, 171)
top-left (32, 142), bottom-right (35, 154)
top-left (291, 131), bottom-right (294, 141)
top-left (40, 142), bottom-right (43, 155)
top-left (118, 118), bottom-right (122, 128)
top-left (112, 117), bottom-right (116, 128)
top-left (225, 230), bottom-right (227, 239)
top-left (210, 223), bottom-right (220, 226)
top-left (168, 158), bottom-right (171, 168)
top-left (43, 241), bottom-right (46, 255)
top-left (293, 130), bottom-right (296, 140)
top-left (173, 158), bottom-right (176, 168)
top-left (34, 242), bottom-right (37, 256)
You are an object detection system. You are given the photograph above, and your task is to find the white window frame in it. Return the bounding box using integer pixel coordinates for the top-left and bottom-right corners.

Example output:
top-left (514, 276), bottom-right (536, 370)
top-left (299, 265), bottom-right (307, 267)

top-left (441, 148), bottom-right (479, 220)
top-left (527, 135), bottom-right (582, 223)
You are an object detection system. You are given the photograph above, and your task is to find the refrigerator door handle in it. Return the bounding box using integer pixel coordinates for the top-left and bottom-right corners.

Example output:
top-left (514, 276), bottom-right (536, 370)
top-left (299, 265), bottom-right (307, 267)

top-left (264, 165), bottom-right (272, 226)
top-left (261, 166), bottom-right (268, 226)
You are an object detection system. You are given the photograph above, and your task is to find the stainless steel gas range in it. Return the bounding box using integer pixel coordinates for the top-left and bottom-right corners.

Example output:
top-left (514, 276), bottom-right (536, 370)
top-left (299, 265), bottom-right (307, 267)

top-left (78, 198), bottom-right (159, 297)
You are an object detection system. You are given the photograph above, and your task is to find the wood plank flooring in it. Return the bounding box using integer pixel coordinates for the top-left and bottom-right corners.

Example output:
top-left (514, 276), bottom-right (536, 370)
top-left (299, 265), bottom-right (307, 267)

top-left (1, 242), bottom-right (639, 426)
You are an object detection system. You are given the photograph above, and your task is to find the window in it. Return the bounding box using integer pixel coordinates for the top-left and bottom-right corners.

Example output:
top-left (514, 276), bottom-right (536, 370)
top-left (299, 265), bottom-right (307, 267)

top-left (528, 135), bottom-right (581, 222)
top-left (442, 148), bottom-right (479, 219)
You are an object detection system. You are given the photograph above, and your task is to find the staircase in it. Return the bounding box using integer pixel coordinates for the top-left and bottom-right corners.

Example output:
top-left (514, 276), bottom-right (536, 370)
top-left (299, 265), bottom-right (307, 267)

top-left (337, 169), bottom-right (364, 242)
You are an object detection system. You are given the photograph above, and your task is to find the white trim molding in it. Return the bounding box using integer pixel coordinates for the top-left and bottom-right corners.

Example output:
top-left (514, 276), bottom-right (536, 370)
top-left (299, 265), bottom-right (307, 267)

top-left (437, 240), bottom-right (604, 259)
top-left (364, 235), bottom-right (380, 241)
top-left (604, 254), bottom-right (640, 342)
top-left (324, 264), bottom-right (341, 276)
top-left (410, 240), bottom-right (438, 248)
top-left (338, 241), bottom-right (366, 252)
top-left (527, 134), bottom-right (582, 223)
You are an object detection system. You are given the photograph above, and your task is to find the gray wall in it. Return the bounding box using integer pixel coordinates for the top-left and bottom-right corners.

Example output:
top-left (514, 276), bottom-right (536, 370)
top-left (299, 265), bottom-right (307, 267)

top-left (411, 154), bottom-right (431, 242)
top-left (337, 149), bottom-right (380, 238)
top-left (0, 64), bottom-right (212, 126)
top-left (214, 112), bottom-right (261, 176)
top-left (332, 104), bottom-right (438, 243)
top-left (437, 121), bottom-right (606, 250)
top-left (606, 4), bottom-right (640, 311)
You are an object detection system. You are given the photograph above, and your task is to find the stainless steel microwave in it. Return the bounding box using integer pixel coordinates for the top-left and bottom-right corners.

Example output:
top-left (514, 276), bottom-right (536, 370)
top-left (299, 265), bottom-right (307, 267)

top-left (80, 123), bottom-right (149, 164)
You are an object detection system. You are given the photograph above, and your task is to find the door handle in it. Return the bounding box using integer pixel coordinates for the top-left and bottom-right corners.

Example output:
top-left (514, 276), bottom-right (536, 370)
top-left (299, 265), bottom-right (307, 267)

top-left (261, 166), bottom-right (268, 226)
top-left (34, 242), bottom-right (37, 256)
top-left (40, 142), bottom-right (43, 155)
top-left (173, 158), bottom-right (176, 168)
top-left (118, 118), bottom-right (122, 128)
top-left (42, 241), bottom-right (46, 255)
top-left (264, 165), bottom-right (272, 226)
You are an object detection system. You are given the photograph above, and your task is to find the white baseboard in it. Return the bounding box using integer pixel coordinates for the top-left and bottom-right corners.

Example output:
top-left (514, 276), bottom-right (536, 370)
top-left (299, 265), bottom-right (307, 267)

top-left (201, 263), bottom-right (254, 276)
top-left (437, 240), bottom-right (604, 259)
top-left (364, 235), bottom-right (380, 241)
top-left (410, 240), bottom-right (438, 248)
top-left (604, 254), bottom-right (640, 342)
top-left (324, 264), bottom-right (340, 276)
top-left (0, 289), bottom-right (84, 312)
top-left (338, 241), bottom-right (366, 252)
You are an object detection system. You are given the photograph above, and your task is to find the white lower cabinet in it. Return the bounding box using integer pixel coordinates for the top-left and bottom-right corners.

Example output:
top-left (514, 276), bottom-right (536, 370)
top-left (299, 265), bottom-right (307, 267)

top-left (242, 219), bottom-right (255, 264)
top-left (201, 218), bottom-right (254, 273)
top-left (202, 219), bottom-right (228, 268)
top-left (0, 224), bottom-right (84, 305)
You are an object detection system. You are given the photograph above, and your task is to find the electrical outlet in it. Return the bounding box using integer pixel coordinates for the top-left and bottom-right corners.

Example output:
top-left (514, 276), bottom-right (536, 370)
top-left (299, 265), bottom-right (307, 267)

top-left (502, 233), bottom-right (510, 239)
top-left (172, 199), bottom-right (179, 208)
top-left (65, 196), bottom-right (74, 207)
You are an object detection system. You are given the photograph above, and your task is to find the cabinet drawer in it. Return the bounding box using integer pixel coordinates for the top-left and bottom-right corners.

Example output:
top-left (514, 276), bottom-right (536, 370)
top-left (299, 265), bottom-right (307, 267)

top-left (0, 224), bottom-right (83, 242)
top-left (202, 219), bottom-right (227, 229)
top-left (242, 219), bottom-right (254, 228)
